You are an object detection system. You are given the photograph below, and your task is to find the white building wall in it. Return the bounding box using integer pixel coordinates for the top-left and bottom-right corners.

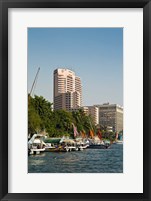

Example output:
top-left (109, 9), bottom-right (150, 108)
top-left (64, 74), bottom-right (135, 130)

top-left (82, 106), bottom-right (99, 125)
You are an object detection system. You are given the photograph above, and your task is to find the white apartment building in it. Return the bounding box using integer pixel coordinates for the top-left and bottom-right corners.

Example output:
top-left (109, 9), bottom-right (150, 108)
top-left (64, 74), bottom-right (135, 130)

top-left (95, 103), bottom-right (123, 133)
top-left (82, 106), bottom-right (99, 125)
top-left (53, 68), bottom-right (82, 110)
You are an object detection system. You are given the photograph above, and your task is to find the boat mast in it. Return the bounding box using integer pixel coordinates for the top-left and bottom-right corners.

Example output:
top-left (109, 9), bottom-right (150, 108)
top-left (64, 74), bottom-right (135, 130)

top-left (29, 67), bottom-right (40, 97)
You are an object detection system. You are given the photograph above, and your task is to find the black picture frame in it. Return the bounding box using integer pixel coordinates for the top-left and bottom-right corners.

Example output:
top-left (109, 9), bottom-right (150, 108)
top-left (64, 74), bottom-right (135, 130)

top-left (0, 0), bottom-right (151, 200)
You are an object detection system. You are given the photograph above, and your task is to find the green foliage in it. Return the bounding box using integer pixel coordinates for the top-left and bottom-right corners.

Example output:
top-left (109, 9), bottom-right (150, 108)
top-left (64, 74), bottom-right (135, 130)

top-left (101, 129), bottom-right (116, 141)
top-left (28, 105), bottom-right (41, 134)
top-left (28, 95), bottom-right (53, 134)
top-left (71, 109), bottom-right (96, 136)
top-left (28, 95), bottom-right (117, 141)
top-left (28, 95), bottom-right (97, 138)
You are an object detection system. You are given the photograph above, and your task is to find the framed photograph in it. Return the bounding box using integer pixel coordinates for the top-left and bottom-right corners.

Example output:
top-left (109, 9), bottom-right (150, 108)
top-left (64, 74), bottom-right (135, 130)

top-left (0, 0), bottom-right (151, 200)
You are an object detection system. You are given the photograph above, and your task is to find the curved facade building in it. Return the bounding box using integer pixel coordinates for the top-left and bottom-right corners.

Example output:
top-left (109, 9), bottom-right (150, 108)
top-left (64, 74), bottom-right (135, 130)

top-left (53, 68), bottom-right (82, 111)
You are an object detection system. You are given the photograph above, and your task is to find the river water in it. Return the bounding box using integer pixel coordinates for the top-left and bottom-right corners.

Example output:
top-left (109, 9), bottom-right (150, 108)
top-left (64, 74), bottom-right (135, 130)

top-left (28, 143), bottom-right (123, 173)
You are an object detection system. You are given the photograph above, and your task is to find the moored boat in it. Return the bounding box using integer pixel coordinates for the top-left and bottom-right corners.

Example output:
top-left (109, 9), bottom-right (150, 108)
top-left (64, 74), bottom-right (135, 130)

top-left (28, 134), bottom-right (46, 155)
top-left (87, 144), bottom-right (110, 149)
top-left (115, 140), bottom-right (123, 144)
top-left (87, 137), bottom-right (111, 149)
top-left (45, 145), bottom-right (69, 152)
top-left (29, 147), bottom-right (45, 155)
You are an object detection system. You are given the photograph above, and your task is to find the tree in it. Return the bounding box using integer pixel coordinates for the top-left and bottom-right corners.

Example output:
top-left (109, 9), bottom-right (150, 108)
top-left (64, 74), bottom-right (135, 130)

top-left (72, 109), bottom-right (96, 137)
top-left (28, 95), bottom-right (97, 138)
top-left (28, 96), bottom-right (41, 134)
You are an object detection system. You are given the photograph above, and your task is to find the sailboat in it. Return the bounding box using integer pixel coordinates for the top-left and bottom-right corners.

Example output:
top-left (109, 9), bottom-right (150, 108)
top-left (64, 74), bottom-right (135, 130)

top-left (87, 130), bottom-right (110, 149)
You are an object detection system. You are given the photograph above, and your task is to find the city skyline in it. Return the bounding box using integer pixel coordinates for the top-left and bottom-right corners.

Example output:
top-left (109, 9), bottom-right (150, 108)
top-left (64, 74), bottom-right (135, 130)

top-left (28, 28), bottom-right (123, 106)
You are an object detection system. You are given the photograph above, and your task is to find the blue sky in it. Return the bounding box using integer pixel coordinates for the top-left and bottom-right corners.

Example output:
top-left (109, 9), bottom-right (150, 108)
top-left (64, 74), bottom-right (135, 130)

top-left (28, 28), bottom-right (123, 106)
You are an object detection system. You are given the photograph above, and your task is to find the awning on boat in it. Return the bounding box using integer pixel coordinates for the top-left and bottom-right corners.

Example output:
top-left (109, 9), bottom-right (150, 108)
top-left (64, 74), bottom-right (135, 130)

top-left (44, 138), bottom-right (61, 144)
top-left (61, 139), bottom-right (75, 144)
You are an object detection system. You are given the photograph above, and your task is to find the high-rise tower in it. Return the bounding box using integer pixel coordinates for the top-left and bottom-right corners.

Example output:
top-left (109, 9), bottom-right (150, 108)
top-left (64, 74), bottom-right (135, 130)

top-left (53, 68), bottom-right (82, 111)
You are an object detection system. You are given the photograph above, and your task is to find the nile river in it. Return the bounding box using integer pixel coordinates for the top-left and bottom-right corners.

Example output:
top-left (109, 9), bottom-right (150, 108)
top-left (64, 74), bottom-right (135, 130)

top-left (28, 143), bottom-right (123, 173)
